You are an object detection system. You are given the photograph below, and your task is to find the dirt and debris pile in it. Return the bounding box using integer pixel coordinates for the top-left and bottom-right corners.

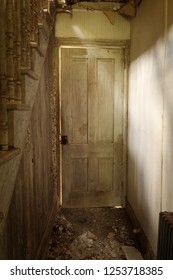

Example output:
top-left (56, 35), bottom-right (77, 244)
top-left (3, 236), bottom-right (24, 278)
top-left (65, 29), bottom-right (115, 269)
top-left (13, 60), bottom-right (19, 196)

top-left (46, 208), bottom-right (139, 260)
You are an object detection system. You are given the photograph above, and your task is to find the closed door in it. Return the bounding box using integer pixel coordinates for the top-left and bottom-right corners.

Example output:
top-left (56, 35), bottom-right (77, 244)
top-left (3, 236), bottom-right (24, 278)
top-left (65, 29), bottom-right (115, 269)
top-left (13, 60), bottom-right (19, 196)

top-left (60, 47), bottom-right (125, 207)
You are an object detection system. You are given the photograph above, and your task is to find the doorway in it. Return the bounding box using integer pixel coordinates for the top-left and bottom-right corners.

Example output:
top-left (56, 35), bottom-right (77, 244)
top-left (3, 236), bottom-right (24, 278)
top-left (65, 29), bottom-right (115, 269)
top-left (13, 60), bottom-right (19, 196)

top-left (59, 43), bottom-right (127, 208)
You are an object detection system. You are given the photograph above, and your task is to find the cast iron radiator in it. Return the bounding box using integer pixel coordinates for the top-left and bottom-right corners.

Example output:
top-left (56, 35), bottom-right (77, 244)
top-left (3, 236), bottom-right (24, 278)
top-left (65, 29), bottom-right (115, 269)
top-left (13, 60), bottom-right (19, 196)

top-left (157, 212), bottom-right (173, 259)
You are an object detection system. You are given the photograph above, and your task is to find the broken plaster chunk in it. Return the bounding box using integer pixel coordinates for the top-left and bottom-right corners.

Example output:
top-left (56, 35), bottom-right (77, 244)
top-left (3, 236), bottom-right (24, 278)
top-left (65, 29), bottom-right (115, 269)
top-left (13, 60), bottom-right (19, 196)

top-left (109, 251), bottom-right (117, 258)
top-left (86, 231), bottom-right (98, 240)
top-left (125, 239), bottom-right (135, 246)
top-left (84, 238), bottom-right (93, 248)
top-left (107, 232), bottom-right (115, 239)
top-left (103, 11), bottom-right (116, 25)
top-left (121, 226), bottom-right (126, 231)
top-left (80, 231), bottom-right (97, 247)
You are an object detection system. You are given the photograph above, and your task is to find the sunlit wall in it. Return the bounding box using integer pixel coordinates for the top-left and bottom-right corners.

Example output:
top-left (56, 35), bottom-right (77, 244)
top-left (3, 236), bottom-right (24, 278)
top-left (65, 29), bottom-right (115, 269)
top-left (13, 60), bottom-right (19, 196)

top-left (128, 0), bottom-right (173, 255)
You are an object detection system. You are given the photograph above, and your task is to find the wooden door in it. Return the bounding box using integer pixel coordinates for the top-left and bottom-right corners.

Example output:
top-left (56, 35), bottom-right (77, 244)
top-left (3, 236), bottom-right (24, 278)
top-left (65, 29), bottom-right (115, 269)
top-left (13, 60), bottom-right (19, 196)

top-left (61, 47), bottom-right (125, 207)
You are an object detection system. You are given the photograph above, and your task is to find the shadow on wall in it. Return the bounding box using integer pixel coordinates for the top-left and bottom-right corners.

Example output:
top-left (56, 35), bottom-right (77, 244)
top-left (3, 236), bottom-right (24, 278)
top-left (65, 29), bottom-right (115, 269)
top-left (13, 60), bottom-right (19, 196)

top-left (130, 0), bottom-right (165, 61)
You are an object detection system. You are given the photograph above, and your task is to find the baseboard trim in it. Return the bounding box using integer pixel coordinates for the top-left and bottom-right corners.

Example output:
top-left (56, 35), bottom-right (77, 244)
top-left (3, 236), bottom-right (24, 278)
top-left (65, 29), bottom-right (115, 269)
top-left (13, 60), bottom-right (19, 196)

top-left (35, 197), bottom-right (59, 260)
top-left (126, 200), bottom-right (156, 260)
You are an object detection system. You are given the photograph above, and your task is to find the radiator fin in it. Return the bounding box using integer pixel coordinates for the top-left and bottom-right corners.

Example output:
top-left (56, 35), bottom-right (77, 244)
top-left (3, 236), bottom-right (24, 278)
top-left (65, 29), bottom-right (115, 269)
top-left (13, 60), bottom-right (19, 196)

top-left (157, 212), bottom-right (173, 260)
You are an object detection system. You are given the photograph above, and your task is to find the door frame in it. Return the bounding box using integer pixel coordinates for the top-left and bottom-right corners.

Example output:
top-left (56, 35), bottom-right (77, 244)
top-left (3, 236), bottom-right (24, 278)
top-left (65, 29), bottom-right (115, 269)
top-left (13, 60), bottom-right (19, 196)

top-left (55, 38), bottom-right (129, 207)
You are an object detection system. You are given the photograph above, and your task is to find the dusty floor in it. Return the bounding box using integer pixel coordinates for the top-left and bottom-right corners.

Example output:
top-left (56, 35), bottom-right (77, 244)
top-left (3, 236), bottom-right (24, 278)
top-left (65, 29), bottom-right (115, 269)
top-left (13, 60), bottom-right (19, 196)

top-left (46, 207), bottom-right (140, 260)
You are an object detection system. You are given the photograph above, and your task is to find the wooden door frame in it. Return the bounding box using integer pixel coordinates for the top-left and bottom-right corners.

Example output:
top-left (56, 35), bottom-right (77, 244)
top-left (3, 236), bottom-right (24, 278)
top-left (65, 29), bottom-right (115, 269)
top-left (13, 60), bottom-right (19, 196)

top-left (55, 38), bottom-right (129, 207)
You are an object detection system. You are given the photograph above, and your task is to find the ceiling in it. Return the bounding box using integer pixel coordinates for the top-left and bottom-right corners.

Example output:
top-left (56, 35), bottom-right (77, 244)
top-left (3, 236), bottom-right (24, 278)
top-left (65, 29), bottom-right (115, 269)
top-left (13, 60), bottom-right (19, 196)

top-left (66, 0), bottom-right (129, 3)
top-left (56, 0), bottom-right (143, 17)
top-left (58, 0), bottom-right (143, 6)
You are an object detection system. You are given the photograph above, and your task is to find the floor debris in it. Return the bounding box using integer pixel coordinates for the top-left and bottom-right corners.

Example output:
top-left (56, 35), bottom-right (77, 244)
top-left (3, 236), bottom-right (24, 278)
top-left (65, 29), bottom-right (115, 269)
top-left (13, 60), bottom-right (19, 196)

top-left (46, 207), bottom-right (141, 260)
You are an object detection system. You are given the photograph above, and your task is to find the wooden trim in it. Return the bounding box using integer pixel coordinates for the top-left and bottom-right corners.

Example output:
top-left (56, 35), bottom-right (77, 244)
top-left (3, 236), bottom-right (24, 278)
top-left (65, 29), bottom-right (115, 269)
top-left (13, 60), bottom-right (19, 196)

top-left (56, 40), bottom-right (129, 207)
top-left (35, 198), bottom-right (59, 260)
top-left (122, 47), bottom-right (129, 207)
top-left (6, 103), bottom-right (30, 111)
top-left (126, 200), bottom-right (156, 260)
top-left (55, 37), bottom-right (130, 49)
top-left (30, 42), bottom-right (45, 57)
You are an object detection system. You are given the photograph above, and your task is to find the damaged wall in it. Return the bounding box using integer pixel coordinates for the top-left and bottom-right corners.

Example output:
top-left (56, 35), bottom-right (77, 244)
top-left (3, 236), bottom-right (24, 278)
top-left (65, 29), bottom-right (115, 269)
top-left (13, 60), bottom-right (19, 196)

top-left (128, 0), bottom-right (173, 256)
top-left (55, 9), bottom-right (130, 40)
top-left (0, 31), bottom-right (59, 260)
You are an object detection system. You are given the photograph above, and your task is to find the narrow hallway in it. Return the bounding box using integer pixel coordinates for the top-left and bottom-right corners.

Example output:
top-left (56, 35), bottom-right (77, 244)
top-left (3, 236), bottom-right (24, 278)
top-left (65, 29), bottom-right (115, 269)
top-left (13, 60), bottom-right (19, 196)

top-left (46, 208), bottom-right (141, 260)
top-left (1, 0), bottom-right (173, 261)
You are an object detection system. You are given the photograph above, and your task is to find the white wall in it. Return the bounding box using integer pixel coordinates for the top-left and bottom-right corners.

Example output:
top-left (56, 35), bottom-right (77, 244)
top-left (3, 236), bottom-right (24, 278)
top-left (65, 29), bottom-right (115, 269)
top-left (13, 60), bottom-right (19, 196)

top-left (128, 0), bottom-right (173, 256)
top-left (162, 0), bottom-right (173, 210)
top-left (55, 10), bottom-right (130, 40)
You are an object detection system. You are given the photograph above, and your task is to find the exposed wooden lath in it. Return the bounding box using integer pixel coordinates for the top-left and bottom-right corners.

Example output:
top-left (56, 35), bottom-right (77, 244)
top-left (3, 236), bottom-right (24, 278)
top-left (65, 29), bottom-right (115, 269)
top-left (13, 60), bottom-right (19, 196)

top-left (58, 0), bottom-right (142, 6)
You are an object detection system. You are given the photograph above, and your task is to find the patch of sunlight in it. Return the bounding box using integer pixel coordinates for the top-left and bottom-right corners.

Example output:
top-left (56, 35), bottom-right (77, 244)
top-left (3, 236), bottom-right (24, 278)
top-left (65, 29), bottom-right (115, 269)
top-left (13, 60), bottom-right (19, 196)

top-left (72, 25), bottom-right (85, 38)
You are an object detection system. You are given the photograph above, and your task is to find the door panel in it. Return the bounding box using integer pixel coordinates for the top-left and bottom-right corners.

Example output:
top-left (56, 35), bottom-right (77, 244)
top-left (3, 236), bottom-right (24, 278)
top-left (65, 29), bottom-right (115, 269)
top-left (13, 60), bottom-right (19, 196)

top-left (61, 47), bottom-right (124, 207)
top-left (71, 58), bottom-right (88, 144)
top-left (97, 58), bottom-right (114, 142)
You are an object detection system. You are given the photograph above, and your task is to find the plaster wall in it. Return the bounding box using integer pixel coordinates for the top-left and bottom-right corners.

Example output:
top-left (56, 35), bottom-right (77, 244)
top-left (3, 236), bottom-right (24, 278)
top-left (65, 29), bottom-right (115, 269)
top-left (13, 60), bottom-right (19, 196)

top-left (55, 10), bottom-right (130, 40)
top-left (128, 0), bottom-right (173, 255)
top-left (162, 0), bottom-right (173, 210)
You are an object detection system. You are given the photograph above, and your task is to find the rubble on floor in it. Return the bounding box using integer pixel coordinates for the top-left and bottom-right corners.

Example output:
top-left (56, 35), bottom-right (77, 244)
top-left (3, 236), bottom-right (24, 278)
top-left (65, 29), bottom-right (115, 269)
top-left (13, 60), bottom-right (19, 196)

top-left (46, 207), bottom-right (141, 260)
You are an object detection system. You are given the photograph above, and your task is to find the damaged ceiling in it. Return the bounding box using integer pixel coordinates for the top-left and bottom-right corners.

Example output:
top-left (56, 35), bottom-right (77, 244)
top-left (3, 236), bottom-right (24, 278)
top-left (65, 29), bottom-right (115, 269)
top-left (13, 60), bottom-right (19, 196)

top-left (56, 0), bottom-right (143, 18)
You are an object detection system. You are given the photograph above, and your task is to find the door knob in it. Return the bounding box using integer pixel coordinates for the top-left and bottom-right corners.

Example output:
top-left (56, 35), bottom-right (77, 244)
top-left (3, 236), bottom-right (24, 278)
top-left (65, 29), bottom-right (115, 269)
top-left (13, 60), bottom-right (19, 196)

top-left (60, 135), bottom-right (68, 145)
